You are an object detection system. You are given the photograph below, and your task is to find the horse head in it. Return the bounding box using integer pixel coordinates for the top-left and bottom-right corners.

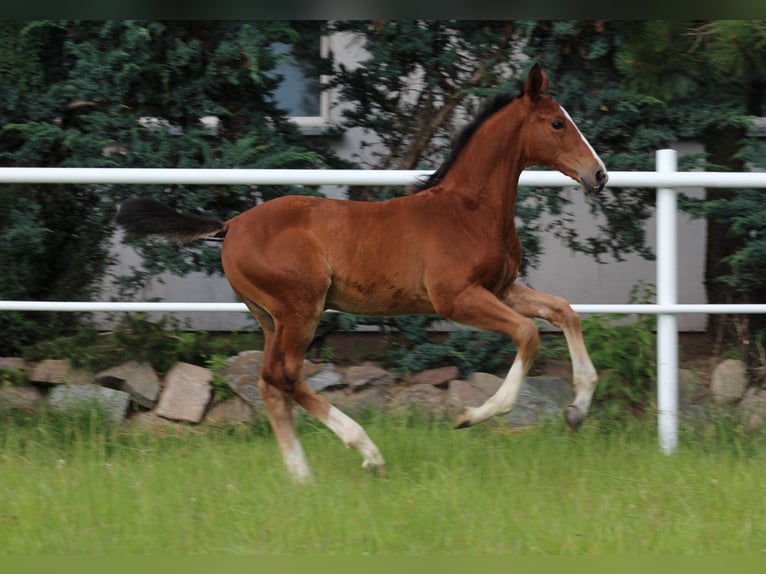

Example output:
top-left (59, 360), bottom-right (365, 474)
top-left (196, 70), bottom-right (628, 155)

top-left (521, 64), bottom-right (608, 194)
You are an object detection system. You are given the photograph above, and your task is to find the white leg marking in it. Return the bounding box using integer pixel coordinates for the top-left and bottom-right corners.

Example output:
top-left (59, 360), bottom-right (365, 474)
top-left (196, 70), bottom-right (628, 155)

top-left (562, 326), bottom-right (599, 416)
top-left (282, 438), bottom-right (312, 483)
top-left (325, 406), bottom-right (386, 470)
top-left (464, 360), bottom-right (526, 425)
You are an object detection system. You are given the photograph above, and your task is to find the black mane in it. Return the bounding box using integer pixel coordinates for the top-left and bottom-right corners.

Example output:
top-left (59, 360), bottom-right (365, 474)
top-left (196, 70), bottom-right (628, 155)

top-left (415, 89), bottom-right (522, 191)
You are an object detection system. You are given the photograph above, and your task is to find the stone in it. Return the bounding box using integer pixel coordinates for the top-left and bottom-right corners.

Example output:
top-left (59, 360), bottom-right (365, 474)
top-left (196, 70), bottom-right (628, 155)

top-left (28, 359), bottom-right (92, 386)
top-left (205, 396), bottom-right (254, 425)
top-left (0, 385), bottom-right (44, 412)
top-left (48, 385), bottom-right (131, 426)
top-left (738, 387), bottom-right (766, 433)
top-left (221, 350), bottom-right (264, 407)
top-left (502, 376), bottom-right (572, 427)
top-left (410, 365), bottom-right (460, 387)
top-left (389, 384), bottom-right (446, 417)
top-left (307, 364), bottom-right (344, 392)
top-left (448, 379), bottom-right (493, 413)
top-left (322, 387), bottom-right (390, 415)
top-left (344, 362), bottom-right (396, 391)
top-left (95, 361), bottom-right (160, 408)
top-left (156, 362), bottom-right (213, 423)
top-left (127, 412), bottom-right (183, 433)
top-left (302, 359), bottom-right (326, 379)
top-left (468, 372), bottom-right (503, 395)
top-left (0, 357), bottom-right (26, 371)
top-left (678, 368), bottom-right (703, 408)
top-left (710, 359), bottom-right (748, 405)
top-left (449, 374), bottom-right (572, 427)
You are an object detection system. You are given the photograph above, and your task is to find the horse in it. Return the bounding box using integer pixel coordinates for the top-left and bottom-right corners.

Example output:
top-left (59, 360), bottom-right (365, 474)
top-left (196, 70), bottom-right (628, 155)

top-left (116, 64), bottom-right (608, 482)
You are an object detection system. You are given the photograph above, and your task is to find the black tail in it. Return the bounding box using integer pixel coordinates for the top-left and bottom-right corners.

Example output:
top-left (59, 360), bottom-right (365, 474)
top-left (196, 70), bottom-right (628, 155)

top-left (115, 197), bottom-right (226, 244)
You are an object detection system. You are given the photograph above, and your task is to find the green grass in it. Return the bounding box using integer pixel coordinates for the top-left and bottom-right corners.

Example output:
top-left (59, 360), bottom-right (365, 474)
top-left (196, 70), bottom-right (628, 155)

top-left (1, 408), bottom-right (765, 555)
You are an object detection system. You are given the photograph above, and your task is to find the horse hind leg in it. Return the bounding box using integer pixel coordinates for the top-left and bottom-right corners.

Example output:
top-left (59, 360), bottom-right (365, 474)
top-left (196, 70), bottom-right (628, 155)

top-left (257, 377), bottom-right (312, 482)
top-left (239, 298), bottom-right (313, 482)
top-left (503, 283), bottom-right (599, 431)
top-left (262, 315), bottom-right (387, 476)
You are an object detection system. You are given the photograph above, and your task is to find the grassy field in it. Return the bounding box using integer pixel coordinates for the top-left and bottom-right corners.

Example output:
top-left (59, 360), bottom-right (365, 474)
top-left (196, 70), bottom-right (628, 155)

top-left (1, 407), bottom-right (765, 555)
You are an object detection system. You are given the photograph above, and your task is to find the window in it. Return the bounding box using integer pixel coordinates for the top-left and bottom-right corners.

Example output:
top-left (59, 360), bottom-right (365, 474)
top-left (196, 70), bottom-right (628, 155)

top-left (270, 22), bottom-right (331, 135)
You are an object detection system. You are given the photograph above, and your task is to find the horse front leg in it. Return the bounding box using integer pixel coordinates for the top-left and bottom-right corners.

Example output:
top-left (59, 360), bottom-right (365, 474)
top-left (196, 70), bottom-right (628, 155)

top-left (431, 284), bottom-right (541, 428)
top-left (503, 283), bottom-right (599, 431)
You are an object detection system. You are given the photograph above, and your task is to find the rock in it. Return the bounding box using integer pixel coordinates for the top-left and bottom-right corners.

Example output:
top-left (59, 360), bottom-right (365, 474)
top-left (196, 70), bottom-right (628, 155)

top-left (343, 362), bottom-right (396, 391)
top-left (127, 412), bottom-right (183, 432)
top-left (302, 359), bottom-right (326, 379)
top-left (389, 384), bottom-right (446, 417)
top-left (307, 364), bottom-right (344, 392)
top-left (48, 385), bottom-right (130, 426)
top-left (221, 351), bottom-right (264, 407)
top-left (155, 362), bottom-right (213, 423)
top-left (502, 376), bottom-right (572, 427)
top-left (448, 379), bottom-right (494, 413)
top-left (449, 374), bottom-right (572, 427)
top-left (0, 385), bottom-right (44, 412)
top-left (0, 357), bottom-right (26, 371)
top-left (468, 372), bottom-right (503, 395)
top-left (710, 359), bottom-right (748, 405)
top-left (738, 387), bottom-right (766, 433)
top-left (205, 396), bottom-right (254, 425)
top-left (678, 368), bottom-right (704, 409)
top-left (322, 387), bottom-right (390, 415)
top-left (410, 365), bottom-right (460, 387)
top-left (95, 361), bottom-right (160, 409)
top-left (28, 359), bottom-right (92, 386)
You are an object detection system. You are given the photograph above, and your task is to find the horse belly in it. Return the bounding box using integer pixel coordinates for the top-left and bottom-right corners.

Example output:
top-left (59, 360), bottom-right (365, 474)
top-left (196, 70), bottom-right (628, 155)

top-left (325, 275), bottom-right (434, 316)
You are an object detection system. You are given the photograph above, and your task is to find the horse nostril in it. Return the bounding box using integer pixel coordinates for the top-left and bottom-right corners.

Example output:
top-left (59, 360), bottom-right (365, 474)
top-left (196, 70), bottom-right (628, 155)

top-left (595, 169), bottom-right (608, 189)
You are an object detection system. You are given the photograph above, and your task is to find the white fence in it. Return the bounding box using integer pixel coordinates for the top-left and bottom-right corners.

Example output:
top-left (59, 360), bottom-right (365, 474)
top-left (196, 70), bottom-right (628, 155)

top-left (2, 149), bottom-right (766, 454)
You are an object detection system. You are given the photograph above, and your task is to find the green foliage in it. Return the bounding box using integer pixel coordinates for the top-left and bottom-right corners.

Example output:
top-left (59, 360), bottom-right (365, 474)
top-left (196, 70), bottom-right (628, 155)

top-left (381, 315), bottom-right (515, 376)
top-left (0, 20), bottom-right (346, 353)
top-left (0, 364), bottom-right (27, 387)
top-left (329, 21), bottom-right (521, 174)
top-left (205, 353), bottom-right (237, 401)
top-left (584, 282), bottom-right (657, 418)
top-left (22, 313), bottom-right (263, 374)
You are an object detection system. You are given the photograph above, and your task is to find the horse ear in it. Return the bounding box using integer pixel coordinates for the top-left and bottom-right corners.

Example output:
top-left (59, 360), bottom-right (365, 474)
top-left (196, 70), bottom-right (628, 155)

top-left (525, 63), bottom-right (549, 102)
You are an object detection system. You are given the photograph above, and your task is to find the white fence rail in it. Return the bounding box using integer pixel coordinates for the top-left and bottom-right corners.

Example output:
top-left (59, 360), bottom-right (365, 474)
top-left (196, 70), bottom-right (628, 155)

top-left (2, 149), bottom-right (766, 454)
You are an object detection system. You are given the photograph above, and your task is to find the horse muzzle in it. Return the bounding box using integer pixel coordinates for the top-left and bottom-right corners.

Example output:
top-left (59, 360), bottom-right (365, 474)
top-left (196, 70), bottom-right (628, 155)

top-left (580, 168), bottom-right (608, 194)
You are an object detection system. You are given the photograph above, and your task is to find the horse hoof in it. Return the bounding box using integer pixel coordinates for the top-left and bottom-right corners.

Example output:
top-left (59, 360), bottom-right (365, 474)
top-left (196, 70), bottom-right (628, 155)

top-left (364, 462), bottom-right (388, 478)
top-left (454, 411), bottom-right (472, 429)
top-left (564, 405), bottom-right (584, 432)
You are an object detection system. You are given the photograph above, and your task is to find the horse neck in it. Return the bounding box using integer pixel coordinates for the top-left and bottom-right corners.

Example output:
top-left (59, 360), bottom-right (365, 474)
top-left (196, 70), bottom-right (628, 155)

top-left (435, 108), bottom-right (526, 228)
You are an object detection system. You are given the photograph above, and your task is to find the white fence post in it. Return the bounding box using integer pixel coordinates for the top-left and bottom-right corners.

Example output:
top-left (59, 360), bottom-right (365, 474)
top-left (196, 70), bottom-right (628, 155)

top-left (656, 149), bottom-right (679, 455)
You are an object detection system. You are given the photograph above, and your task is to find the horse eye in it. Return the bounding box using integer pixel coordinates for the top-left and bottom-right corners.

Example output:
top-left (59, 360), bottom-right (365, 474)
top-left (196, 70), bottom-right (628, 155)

top-left (551, 119), bottom-right (565, 131)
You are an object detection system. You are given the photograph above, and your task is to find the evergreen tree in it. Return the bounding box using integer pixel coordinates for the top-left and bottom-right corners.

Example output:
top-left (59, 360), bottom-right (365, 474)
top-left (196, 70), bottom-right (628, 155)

top-left (0, 20), bottom-right (345, 352)
top-left (614, 20), bottom-right (766, 378)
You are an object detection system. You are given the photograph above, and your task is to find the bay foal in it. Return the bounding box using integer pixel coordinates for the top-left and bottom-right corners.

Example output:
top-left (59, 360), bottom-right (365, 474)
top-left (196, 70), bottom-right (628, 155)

top-left (116, 65), bottom-right (608, 481)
